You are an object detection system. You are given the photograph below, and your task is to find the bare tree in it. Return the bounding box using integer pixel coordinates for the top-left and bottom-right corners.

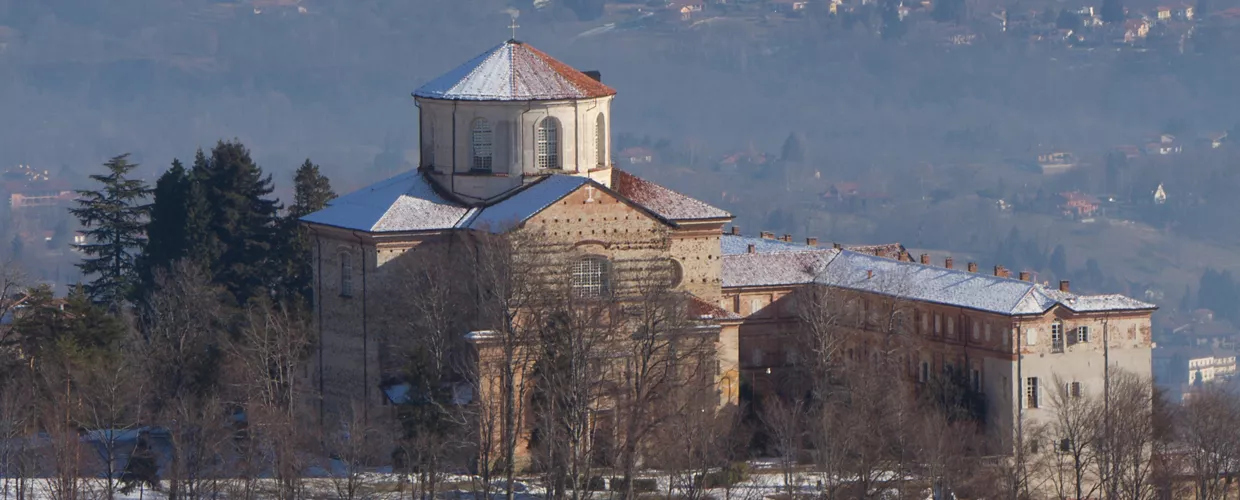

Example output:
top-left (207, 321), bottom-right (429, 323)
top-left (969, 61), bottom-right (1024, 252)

top-left (1048, 373), bottom-right (1102, 500)
top-left (326, 400), bottom-right (385, 500)
top-left (0, 373), bottom-right (35, 500)
top-left (1178, 385), bottom-right (1240, 500)
top-left (75, 352), bottom-right (144, 500)
top-left (138, 262), bottom-right (233, 499)
top-left (613, 278), bottom-right (713, 500)
top-left (759, 397), bottom-right (805, 495)
top-left (466, 229), bottom-right (553, 500)
top-left (224, 302), bottom-right (314, 500)
top-left (1094, 369), bottom-right (1159, 500)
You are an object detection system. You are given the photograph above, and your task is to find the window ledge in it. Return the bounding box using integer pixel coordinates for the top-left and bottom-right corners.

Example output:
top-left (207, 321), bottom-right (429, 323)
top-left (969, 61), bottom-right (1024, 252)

top-left (457, 170), bottom-right (509, 177)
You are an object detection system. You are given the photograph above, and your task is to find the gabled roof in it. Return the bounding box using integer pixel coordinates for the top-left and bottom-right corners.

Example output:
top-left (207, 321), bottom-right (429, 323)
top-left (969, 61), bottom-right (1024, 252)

top-left (300, 170), bottom-right (474, 232)
top-left (464, 175), bottom-right (590, 231)
top-left (611, 169), bottom-right (732, 222)
top-left (304, 169), bottom-right (725, 234)
top-left (413, 40), bottom-right (617, 101)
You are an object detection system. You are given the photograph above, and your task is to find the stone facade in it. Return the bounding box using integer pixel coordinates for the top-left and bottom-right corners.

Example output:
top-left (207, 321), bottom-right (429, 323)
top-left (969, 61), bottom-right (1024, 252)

top-left (303, 39), bottom-right (1156, 486)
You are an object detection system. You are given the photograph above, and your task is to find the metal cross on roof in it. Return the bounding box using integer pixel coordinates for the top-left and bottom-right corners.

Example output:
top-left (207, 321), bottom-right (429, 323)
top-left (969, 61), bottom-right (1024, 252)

top-left (509, 17), bottom-right (520, 41)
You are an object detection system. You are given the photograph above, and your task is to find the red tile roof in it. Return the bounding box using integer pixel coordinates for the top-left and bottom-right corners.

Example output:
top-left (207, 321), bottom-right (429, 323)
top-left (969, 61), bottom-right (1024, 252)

top-left (414, 40), bottom-right (617, 101)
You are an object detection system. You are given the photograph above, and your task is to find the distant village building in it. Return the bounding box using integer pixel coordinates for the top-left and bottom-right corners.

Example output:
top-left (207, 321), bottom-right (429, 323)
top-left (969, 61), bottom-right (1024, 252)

top-left (302, 39), bottom-right (1157, 481)
top-left (1059, 191), bottom-right (1100, 219)
top-left (1144, 133), bottom-right (1182, 155)
top-left (1154, 183), bottom-right (1168, 204)
top-left (1036, 151), bottom-right (1077, 174)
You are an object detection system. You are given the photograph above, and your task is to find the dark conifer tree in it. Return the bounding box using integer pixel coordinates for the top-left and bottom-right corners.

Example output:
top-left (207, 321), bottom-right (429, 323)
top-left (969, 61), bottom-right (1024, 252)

top-left (138, 157), bottom-right (214, 295)
top-left (275, 159), bottom-right (336, 309)
top-left (70, 154), bottom-right (151, 306)
top-left (193, 140), bottom-right (281, 305)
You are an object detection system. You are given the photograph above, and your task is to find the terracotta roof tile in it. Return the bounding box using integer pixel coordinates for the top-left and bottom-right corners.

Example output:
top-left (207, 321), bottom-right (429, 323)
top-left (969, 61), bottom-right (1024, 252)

top-left (414, 40), bottom-right (617, 101)
top-left (611, 169), bottom-right (732, 222)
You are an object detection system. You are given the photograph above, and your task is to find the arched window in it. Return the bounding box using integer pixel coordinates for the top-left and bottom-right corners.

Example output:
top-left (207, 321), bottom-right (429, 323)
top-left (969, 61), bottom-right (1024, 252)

top-left (595, 113), bottom-right (606, 168)
top-left (571, 255), bottom-right (610, 298)
top-left (536, 118), bottom-right (560, 169)
top-left (471, 118), bottom-right (493, 172)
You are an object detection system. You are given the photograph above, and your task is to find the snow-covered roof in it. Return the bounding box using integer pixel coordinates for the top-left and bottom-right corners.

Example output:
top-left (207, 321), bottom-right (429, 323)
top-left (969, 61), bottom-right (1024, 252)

top-left (721, 235), bottom-right (808, 255)
top-left (300, 170), bottom-right (474, 232)
top-left (413, 40), bottom-right (617, 101)
top-left (722, 249), bottom-right (839, 288)
top-left (722, 247), bottom-right (1157, 315)
top-left (612, 169), bottom-right (732, 222)
top-left (465, 175), bottom-right (589, 231)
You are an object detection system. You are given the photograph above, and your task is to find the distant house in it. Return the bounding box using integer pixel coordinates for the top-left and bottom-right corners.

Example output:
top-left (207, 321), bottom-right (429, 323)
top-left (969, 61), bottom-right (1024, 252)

top-left (1209, 131), bottom-right (1228, 148)
top-left (668, 0), bottom-right (703, 20)
top-left (1144, 133), bottom-right (1182, 155)
top-left (1154, 183), bottom-right (1168, 204)
top-left (1173, 4), bottom-right (1195, 20)
top-left (1156, 5), bottom-right (1173, 20)
top-left (771, 0), bottom-right (809, 12)
top-left (1036, 151), bottom-right (1077, 174)
top-left (823, 182), bottom-right (890, 211)
top-left (1114, 144), bottom-right (1143, 159)
top-left (717, 151), bottom-right (769, 170)
top-left (619, 147), bottom-right (655, 165)
top-left (1059, 191), bottom-right (1100, 219)
top-left (1124, 19), bottom-right (1151, 41)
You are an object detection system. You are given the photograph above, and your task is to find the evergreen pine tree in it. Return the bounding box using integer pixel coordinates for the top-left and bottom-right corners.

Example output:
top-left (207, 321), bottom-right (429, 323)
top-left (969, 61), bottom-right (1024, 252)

top-left (781, 132), bottom-right (806, 163)
top-left (194, 140), bottom-right (281, 305)
top-left (70, 154), bottom-right (151, 306)
top-left (138, 157), bottom-right (215, 295)
top-left (275, 159), bottom-right (336, 309)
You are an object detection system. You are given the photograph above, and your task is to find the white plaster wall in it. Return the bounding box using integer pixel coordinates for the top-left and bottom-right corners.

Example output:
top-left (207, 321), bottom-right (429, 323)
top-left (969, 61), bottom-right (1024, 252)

top-left (415, 96), bottom-right (613, 203)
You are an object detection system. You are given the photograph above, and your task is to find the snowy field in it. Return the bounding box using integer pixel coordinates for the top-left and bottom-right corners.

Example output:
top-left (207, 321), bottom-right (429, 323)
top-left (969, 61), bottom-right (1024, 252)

top-left (0, 461), bottom-right (940, 499)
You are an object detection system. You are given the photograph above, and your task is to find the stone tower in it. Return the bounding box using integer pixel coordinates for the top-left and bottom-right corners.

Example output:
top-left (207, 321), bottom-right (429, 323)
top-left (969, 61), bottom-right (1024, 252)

top-left (413, 39), bottom-right (617, 204)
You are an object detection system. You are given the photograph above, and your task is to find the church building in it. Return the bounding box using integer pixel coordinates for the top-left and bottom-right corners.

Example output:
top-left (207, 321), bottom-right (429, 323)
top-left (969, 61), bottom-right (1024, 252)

top-left (302, 39), bottom-right (1156, 473)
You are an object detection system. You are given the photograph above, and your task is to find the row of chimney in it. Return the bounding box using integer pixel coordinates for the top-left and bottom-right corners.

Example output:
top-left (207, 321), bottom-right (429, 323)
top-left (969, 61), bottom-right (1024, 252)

top-left (727, 226), bottom-right (1070, 292)
top-left (731, 226), bottom-right (818, 247)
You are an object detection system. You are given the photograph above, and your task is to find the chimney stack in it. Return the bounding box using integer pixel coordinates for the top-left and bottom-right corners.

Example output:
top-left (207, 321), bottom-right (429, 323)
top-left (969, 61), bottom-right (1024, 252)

top-left (1059, 280), bottom-right (1070, 292)
top-left (760, 231), bottom-right (774, 240)
top-left (583, 70), bottom-right (602, 82)
top-left (783, 234), bottom-right (793, 242)
top-left (898, 251), bottom-right (909, 262)
top-left (747, 244), bottom-right (756, 254)
top-left (867, 269), bottom-right (874, 279)
top-left (806, 237), bottom-right (818, 247)
top-left (994, 265), bottom-right (1005, 277)
top-left (730, 226), bottom-right (740, 236)
top-left (833, 243), bottom-right (843, 250)
top-left (945, 257), bottom-right (954, 269)
top-left (968, 262), bottom-right (978, 273)
top-left (920, 254), bottom-right (930, 265)
top-left (1019, 271), bottom-right (1031, 281)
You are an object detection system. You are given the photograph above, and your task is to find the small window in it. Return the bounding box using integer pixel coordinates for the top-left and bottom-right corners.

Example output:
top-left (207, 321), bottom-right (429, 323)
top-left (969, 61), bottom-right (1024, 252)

top-left (571, 256), bottom-right (610, 298)
top-left (470, 118), bottom-right (494, 172)
top-left (1051, 321), bottom-right (1064, 353)
top-left (985, 323), bottom-right (992, 342)
top-left (972, 320), bottom-right (980, 341)
top-left (947, 316), bottom-right (955, 336)
top-left (1027, 328), bottom-right (1038, 345)
top-left (536, 118), bottom-right (560, 169)
top-left (1025, 377), bottom-right (1040, 409)
top-left (750, 298), bottom-right (763, 315)
top-left (921, 311), bottom-right (929, 334)
top-left (1077, 326), bottom-right (1090, 343)
top-left (1068, 381), bottom-right (1082, 398)
top-left (972, 368), bottom-right (982, 392)
top-left (920, 361), bottom-right (930, 383)
top-left (1059, 438), bottom-right (1071, 453)
top-left (340, 257), bottom-right (354, 297)
top-left (934, 314), bottom-right (942, 334)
